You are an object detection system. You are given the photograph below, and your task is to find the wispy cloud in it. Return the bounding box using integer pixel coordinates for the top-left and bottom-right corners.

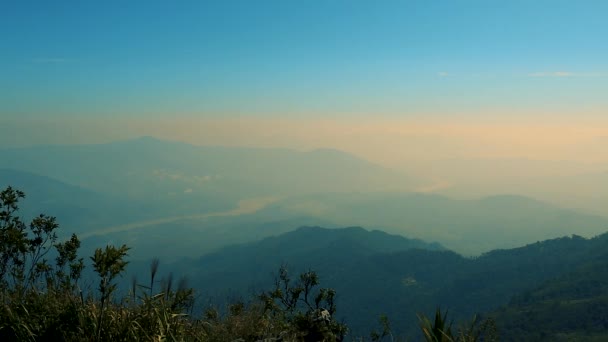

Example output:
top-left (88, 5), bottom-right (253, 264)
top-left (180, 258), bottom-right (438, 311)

top-left (437, 71), bottom-right (449, 77)
top-left (528, 71), bottom-right (604, 78)
top-left (31, 58), bottom-right (71, 64)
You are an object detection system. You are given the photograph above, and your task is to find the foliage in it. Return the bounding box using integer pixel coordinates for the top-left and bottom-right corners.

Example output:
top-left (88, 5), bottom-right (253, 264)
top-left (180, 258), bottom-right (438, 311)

top-left (0, 186), bottom-right (200, 341)
top-left (494, 265), bottom-right (608, 340)
top-left (0, 186), bottom-right (85, 340)
top-left (259, 265), bottom-right (348, 341)
top-left (0, 186), bottom-right (82, 293)
top-left (418, 308), bottom-right (453, 342)
top-left (90, 244), bottom-right (129, 340)
top-left (370, 315), bottom-right (396, 342)
top-left (418, 308), bottom-right (498, 342)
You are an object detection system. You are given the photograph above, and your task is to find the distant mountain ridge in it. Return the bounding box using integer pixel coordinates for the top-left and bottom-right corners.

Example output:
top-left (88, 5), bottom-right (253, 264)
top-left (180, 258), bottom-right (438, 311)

top-left (0, 168), bottom-right (137, 233)
top-left (405, 157), bottom-right (608, 216)
top-left (199, 225), bottom-right (444, 265)
top-left (0, 136), bottom-right (417, 199)
top-left (263, 192), bottom-right (608, 254)
top-left (2, 137), bottom-right (607, 257)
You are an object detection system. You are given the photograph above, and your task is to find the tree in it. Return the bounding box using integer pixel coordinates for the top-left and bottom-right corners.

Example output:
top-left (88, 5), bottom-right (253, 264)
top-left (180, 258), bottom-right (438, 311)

top-left (90, 244), bottom-right (130, 341)
top-left (259, 265), bottom-right (348, 341)
top-left (0, 186), bottom-right (84, 296)
top-left (0, 186), bottom-right (85, 340)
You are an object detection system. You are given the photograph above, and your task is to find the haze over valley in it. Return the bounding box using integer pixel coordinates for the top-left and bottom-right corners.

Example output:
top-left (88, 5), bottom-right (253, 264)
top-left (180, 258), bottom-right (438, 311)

top-left (2, 136), bottom-right (607, 259)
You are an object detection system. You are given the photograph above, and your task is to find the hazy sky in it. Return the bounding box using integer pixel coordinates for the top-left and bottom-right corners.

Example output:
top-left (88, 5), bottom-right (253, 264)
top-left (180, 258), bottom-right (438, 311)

top-left (1, 1), bottom-right (607, 163)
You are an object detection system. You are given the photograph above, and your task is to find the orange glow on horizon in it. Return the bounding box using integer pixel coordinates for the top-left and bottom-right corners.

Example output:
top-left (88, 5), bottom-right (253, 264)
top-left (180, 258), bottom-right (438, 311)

top-left (3, 113), bottom-right (608, 165)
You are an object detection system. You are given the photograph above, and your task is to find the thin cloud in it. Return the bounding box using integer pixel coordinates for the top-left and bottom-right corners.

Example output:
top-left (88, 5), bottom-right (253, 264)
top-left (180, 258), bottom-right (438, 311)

top-left (528, 71), bottom-right (604, 78)
top-left (31, 58), bottom-right (71, 64)
top-left (437, 71), bottom-right (449, 77)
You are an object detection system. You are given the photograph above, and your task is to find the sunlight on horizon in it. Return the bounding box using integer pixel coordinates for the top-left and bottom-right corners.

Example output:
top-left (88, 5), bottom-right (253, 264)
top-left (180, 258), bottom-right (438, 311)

top-left (2, 115), bottom-right (607, 167)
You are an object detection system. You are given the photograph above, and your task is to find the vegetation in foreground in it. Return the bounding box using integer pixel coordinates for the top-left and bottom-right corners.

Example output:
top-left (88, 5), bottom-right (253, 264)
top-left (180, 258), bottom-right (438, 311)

top-left (0, 186), bottom-right (498, 341)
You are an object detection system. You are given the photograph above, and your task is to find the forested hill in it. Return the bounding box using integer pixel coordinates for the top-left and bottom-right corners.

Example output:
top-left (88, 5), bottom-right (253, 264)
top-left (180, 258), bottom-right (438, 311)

top-left (171, 228), bottom-right (608, 337)
top-left (491, 233), bottom-right (608, 341)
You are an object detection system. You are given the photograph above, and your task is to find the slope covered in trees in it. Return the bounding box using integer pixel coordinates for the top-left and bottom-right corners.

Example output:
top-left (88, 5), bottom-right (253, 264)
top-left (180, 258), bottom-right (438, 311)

top-left (491, 234), bottom-right (608, 341)
top-left (172, 227), bottom-right (608, 337)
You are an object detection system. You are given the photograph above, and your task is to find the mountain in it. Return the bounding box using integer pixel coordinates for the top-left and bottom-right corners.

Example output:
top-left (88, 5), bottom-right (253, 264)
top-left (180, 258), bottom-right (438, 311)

top-left (0, 169), bottom-right (145, 235)
top-left (0, 137), bottom-right (423, 259)
top-left (78, 189), bottom-right (608, 261)
top-left (3, 138), bottom-right (605, 256)
top-left (165, 227), bottom-right (608, 338)
top-left (101, 193), bottom-right (608, 260)
top-left (491, 233), bottom-right (608, 341)
top-left (405, 158), bottom-right (608, 216)
top-left (261, 192), bottom-right (608, 254)
top-left (0, 168), bottom-right (239, 259)
top-left (194, 225), bottom-right (443, 271)
top-left (80, 213), bottom-right (336, 262)
top-left (167, 226), bottom-right (443, 286)
top-left (0, 137), bottom-right (417, 202)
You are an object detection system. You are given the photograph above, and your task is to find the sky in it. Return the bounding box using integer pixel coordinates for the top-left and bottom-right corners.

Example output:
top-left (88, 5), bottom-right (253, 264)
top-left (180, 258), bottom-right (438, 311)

top-left (1, 1), bottom-right (608, 163)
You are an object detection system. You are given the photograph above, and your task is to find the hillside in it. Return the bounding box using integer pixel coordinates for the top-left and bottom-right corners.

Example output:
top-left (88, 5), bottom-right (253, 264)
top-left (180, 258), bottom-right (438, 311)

top-left (0, 169), bottom-right (144, 234)
top-left (169, 227), bottom-right (608, 337)
top-left (491, 233), bottom-right (608, 341)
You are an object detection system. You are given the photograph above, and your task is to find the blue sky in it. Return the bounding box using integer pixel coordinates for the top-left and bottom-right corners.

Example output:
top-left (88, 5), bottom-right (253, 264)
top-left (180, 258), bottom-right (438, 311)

top-left (1, 0), bottom-right (607, 118)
